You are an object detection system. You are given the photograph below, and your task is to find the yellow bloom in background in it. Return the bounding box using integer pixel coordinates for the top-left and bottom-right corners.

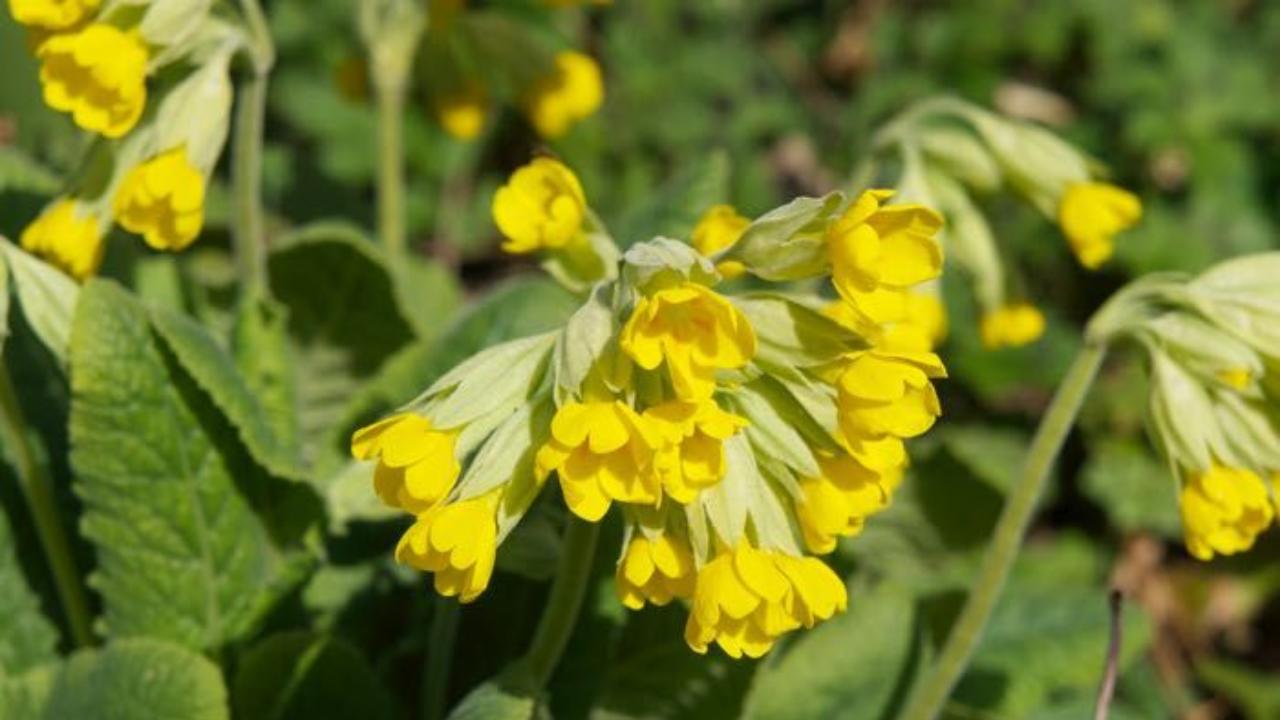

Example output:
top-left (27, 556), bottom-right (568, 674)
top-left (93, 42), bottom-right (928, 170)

top-left (113, 146), bottom-right (206, 252)
top-left (615, 533), bottom-right (696, 609)
top-left (621, 282), bottom-right (757, 400)
top-left (37, 24), bottom-right (148, 138)
top-left (536, 400), bottom-right (663, 521)
top-left (836, 349), bottom-right (945, 443)
top-left (351, 413), bottom-right (461, 514)
top-left (797, 454), bottom-right (903, 554)
top-left (492, 157), bottom-right (588, 254)
top-left (8, 0), bottom-right (100, 30)
top-left (522, 50), bottom-right (604, 139)
top-left (435, 83), bottom-right (489, 140)
top-left (19, 199), bottom-right (104, 281)
top-left (1180, 465), bottom-right (1274, 561)
top-left (1057, 181), bottom-right (1141, 269)
top-left (684, 544), bottom-right (846, 658)
top-left (646, 399), bottom-right (748, 503)
top-left (827, 189), bottom-right (944, 325)
top-left (692, 204), bottom-right (750, 279)
top-left (396, 491), bottom-right (500, 602)
top-left (979, 303), bottom-right (1046, 349)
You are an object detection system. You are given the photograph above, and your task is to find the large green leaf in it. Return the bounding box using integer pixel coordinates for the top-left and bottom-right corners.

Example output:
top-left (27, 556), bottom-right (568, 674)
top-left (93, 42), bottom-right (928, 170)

top-left (69, 281), bottom-right (308, 650)
top-left (742, 581), bottom-right (918, 720)
top-left (231, 631), bottom-right (396, 720)
top-left (0, 510), bottom-right (58, 674)
top-left (43, 639), bottom-right (228, 720)
top-left (0, 664), bottom-right (57, 720)
top-left (1079, 438), bottom-right (1181, 539)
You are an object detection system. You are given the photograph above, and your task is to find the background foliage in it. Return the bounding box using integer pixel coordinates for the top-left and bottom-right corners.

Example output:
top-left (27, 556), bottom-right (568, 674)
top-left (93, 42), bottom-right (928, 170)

top-left (2, 0), bottom-right (1280, 718)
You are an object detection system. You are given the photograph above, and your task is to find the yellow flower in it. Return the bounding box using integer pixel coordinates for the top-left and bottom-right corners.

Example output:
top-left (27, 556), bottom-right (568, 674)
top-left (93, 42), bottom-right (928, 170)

top-left (113, 146), bottom-right (206, 251)
top-left (492, 157), bottom-right (587, 254)
top-left (827, 190), bottom-right (944, 325)
top-left (684, 544), bottom-right (846, 658)
top-left (645, 399), bottom-right (748, 503)
top-left (1057, 182), bottom-right (1141, 269)
top-left (692, 204), bottom-right (749, 279)
top-left (435, 83), bottom-right (488, 140)
top-left (8, 0), bottom-right (100, 30)
top-left (796, 454), bottom-right (903, 554)
top-left (835, 349), bottom-right (945, 443)
top-left (396, 491), bottom-right (500, 602)
top-left (19, 199), bottom-right (104, 281)
top-left (825, 291), bottom-right (948, 353)
top-left (351, 413), bottom-right (461, 514)
top-left (522, 51), bottom-right (604, 139)
top-left (1217, 368), bottom-right (1253, 391)
top-left (535, 400), bottom-right (663, 521)
top-left (1180, 465), bottom-right (1274, 561)
top-left (621, 282), bottom-right (757, 400)
top-left (979, 303), bottom-right (1046, 349)
top-left (615, 533), bottom-right (696, 609)
top-left (37, 24), bottom-right (148, 138)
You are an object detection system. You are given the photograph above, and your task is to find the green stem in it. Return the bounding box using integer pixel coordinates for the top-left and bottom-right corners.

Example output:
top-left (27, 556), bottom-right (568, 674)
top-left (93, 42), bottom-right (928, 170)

top-left (232, 0), bottom-right (274, 299)
top-left (376, 80), bottom-right (408, 258)
top-left (0, 365), bottom-right (92, 647)
top-left (898, 342), bottom-right (1108, 720)
top-left (420, 596), bottom-right (460, 720)
top-left (523, 516), bottom-right (600, 691)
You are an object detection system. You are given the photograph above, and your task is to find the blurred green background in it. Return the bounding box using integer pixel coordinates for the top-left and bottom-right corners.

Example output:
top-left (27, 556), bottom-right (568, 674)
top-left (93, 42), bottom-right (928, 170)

top-left (4, 1), bottom-right (1280, 718)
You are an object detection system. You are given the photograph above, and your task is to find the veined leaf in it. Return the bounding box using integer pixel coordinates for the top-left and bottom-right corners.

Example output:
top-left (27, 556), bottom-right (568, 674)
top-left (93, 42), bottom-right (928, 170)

top-left (69, 281), bottom-right (310, 650)
top-left (0, 510), bottom-right (58, 674)
top-left (44, 639), bottom-right (228, 720)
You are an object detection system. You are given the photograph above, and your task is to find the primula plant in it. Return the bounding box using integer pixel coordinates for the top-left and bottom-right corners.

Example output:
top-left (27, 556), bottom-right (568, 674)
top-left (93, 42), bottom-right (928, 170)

top-left (2, 1), bottom-right (1280, 719)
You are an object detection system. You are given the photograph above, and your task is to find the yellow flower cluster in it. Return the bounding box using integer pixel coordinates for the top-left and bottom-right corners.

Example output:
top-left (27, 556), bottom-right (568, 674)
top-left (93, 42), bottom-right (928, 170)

top-left (356, 161), bottom-right (948, 657)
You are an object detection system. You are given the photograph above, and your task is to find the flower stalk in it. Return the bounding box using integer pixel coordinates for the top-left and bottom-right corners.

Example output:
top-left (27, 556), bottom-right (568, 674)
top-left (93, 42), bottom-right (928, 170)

top-left (523, 516), bottom-right (599, 691)
top-left (898, 341), bottom-right (1107, 720)
top-left (232, 0), bottom-right (275, 299)
top-left (0, 365), bottom-right (93, 648)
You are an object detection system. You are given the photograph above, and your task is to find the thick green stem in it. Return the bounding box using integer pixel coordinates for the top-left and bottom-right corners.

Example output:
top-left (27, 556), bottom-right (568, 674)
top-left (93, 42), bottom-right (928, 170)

top-left (898, 343), bottom-right (1108, 720)
top-left (420, 596), bottom-right (459, 720)
top-left (0, 366), bottom-right (92, 647)
top-left (376, 82), bottom-right (408, 258)
top-left (523, 516), bottom-right (599, 691)
top-left (232, 0), bottom-right (274, 299)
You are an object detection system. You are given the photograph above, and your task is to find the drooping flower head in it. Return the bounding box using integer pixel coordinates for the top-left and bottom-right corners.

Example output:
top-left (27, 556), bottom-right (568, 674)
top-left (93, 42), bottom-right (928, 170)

top-left (20, 199), bottom-right (105, 281)
top-left (1058, 182), bottom-right (1142, 269)
top-left (979, 302), bottom-right (1046, 349)
top-left (396, 490), bottom-right (501, 602)
top-left (492, 157), bottom-right (588, 254)
top-left (835, 348), bottom-right (946, 447)
top-left (621, 282), bottom-right (757, 400)
top-left (522, 50), bottom-right (604, 139)
top-left (616, 531), bottom-right (696, 610)
top-left (1179, 465), bottom-right (1274, 561)
top-left (113, 146), bottom-right (207, 252)
top-left (352, 413), bottom-right (461, 514)
top-left (8, 0), bottom-right (100, 29)
top-left (37, 24), bottom-right (148, 138)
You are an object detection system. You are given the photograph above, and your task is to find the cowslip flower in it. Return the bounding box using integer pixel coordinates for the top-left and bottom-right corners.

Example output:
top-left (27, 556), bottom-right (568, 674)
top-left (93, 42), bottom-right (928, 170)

top-left (692, 204), bottom-right (749, 279)
top-left (19, 199), bottom-right (105, 281)
top-left (351, 413), bottom-right (461, 514)
top-left (827, 190), bottom-right (944, 325)
top-left (684, 543), bottom-right (847, 659)
top-left (434, 83), bottom-right (489, 140)
top-left (535, 400), bottom-right (663, 521)
top-left (979, 302), bottom-right (1046, 349)
top-left (522, 51), bottom-right (604, 139)
top-left (1058, 182), bottom-right (1142, 269)
top-left (615, 532), bottom-right (696, 609)
top-left (396, 490), bottom-right (501, 602)
top-left (113, 146), bottom-right (207, 251)
top-left (796, 453), bottom-right (903, 554)
top-left (1179, 465), bottom-right (1274, 561)
top-left (8, 0), bottom-right (100, 29)
top-left (620, 282), bottom-right (757, 400)
top-left (825, 290), bottom-right (947, 352)
top-left (37, 24), bottom-right (148, 138)
top-left (492, 157), bottom-right (587, 254)
top-left (646, 399), bottom-right (748, 503)
top-left (834, 349), bottom-right (946, 445)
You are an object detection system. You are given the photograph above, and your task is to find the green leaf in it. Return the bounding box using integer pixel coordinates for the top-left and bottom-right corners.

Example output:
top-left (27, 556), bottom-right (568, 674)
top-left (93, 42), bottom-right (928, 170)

top-left (1080, 438), bottom-right (1182, 538)
top-left (44, 639), bottom-right (229, 720)
top-left (232, 298), bottom-right (301, 461)
top-left (69, 281), bottom-right (310, 650)
top-left (231, 631), bottom-right (396, 720)
top-left (446, 665), bottom-right (545, 720)
top-left (0, 147), bottom-right (60, 195)
top-left (611, 152), bottom-right (730, 247)
top-left (938, 424), bottom-right (1033, 494)
top-left (0, 239), bottom-right (78, 367)
top-left (0, 510), bottom-right (58, 674)
top-left (1196, 658), bottom-right (1280, 720)
top-left (0, 664), bottom-right (57, 720)
top-left (743, 580), bottom-right (918, 720)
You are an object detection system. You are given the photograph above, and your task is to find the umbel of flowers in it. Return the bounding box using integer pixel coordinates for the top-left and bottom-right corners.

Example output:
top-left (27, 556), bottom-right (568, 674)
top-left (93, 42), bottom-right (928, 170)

top-left (1088, 253), bottom-right (1280, 560)
top-left (870, 96), bottom-right (1143, 350)
top-left (9, 0), bottom-right (255, 279)
top-left (352, 157), bottom-right (948, 657)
